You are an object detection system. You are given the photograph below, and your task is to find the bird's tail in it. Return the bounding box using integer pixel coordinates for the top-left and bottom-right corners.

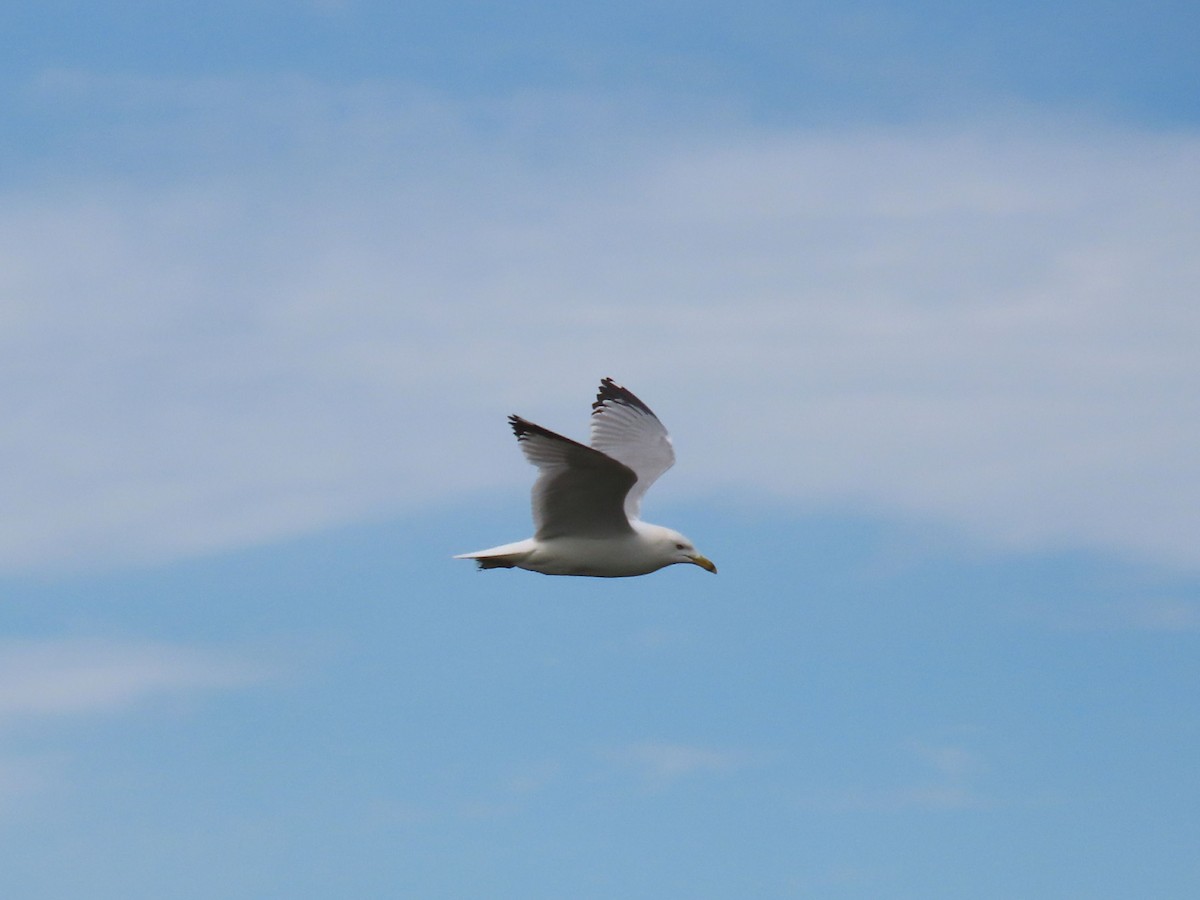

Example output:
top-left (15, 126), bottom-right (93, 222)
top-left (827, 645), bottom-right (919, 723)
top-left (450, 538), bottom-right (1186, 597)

top-left (462, 555), bottom-right (517, 570)
top-left (453, 539), bottom-right (536, 571)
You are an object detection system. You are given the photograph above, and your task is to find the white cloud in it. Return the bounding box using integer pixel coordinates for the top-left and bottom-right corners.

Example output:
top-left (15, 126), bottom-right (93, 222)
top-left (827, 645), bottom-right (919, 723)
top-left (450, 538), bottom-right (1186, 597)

top-left (608, 741), bottom-right (748, 786)
top-left (4, 74), bottom-right (1199, 570)
top-left (0, 638), bottom-right (267, 720)
top-left (0, 637), bottom-right (268, 814)
top-left (0, 754), bottom-right (51, 802)
top-left (801, 739), bottom-right (990, 812)
top-left (1125, 599), bottom-right (1200, 631)
top-left (1023, 596), bottom-right (1200, 633)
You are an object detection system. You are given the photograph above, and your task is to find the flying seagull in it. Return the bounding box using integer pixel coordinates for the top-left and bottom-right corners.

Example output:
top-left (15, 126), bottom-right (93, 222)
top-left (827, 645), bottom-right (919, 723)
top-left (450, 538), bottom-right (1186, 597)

top-left (456, 378), bottom-right (717, 577)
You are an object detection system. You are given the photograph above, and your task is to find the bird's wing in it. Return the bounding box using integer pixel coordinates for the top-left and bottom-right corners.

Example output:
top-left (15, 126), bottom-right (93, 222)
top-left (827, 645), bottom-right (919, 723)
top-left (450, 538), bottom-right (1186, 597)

top-left (588, 378), bottom-right (675, 520)
top-left (510, 415), bottom-right (637, 540)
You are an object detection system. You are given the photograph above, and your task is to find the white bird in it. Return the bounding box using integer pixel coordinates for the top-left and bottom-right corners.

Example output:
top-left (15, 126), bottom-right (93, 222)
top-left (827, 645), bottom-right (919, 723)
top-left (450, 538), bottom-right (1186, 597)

top-left (456, 378), bottom-right (717, 577)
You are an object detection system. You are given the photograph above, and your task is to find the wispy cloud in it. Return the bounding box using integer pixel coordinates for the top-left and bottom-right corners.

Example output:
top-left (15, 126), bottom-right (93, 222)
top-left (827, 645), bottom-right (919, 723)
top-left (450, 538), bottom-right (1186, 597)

top-left (1126, 599), bottom-right (1200, 631)
top-left (1023, 595), bottom-right (1200, 633)
top-left (802, 739), bottom-right (990, 812)
top-left (0, 637), bottom-right (271, 812)
top-left (0, 638), bottom-right (268, 721)
top-left (5, 73), bottom-right (1199, 570)
top-left (608, 740), bottom-right (750, 787)
top-left (0, 754), bottom-right (51, 804)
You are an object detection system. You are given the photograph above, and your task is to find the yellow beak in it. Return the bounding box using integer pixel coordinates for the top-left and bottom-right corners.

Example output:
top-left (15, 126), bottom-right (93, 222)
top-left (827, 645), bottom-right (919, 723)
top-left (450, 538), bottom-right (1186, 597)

top-left (689, 554), bottom-right (717, 573)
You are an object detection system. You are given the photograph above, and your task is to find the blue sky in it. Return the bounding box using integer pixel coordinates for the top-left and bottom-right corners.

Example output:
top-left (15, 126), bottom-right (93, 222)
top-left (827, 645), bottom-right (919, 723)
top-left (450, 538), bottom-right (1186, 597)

top-left (3, 1), bottom-right (1199, 897)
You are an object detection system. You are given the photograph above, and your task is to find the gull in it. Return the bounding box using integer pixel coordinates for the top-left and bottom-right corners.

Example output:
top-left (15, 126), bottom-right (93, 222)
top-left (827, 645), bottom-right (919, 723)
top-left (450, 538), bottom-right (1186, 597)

top-left (456, 378), bottom-right (717, 577)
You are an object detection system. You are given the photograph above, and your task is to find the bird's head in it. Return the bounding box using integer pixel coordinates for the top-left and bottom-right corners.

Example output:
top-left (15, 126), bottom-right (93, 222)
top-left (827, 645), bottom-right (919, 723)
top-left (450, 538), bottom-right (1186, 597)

top-left (657, 527), bottom-right (717, 573)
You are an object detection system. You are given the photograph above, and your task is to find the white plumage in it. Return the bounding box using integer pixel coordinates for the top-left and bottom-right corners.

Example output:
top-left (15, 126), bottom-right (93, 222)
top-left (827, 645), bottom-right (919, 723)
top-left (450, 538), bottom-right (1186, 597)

top-left (456, 378), bottom-right (717, 577)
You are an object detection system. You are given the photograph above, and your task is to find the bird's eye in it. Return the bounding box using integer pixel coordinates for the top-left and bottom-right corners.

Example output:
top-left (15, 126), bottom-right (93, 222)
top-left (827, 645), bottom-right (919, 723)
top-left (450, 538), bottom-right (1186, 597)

top-left (675, 543), bottom-right (686, 550)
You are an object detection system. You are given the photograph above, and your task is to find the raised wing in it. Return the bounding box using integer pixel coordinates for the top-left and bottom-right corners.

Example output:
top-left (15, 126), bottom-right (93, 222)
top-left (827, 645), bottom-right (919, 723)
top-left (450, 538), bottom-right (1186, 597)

top-left (510, 415), bottom-right (637, 540)
top-left (589, 378), bottom-right (675, 520)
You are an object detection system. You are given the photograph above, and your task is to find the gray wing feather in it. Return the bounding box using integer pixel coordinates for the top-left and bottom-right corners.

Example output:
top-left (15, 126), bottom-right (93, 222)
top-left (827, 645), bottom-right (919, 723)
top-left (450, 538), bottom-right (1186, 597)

top-left (510, 415), bottom-right (636, 540)
top-left (589, 378), bottom-right (675, 520)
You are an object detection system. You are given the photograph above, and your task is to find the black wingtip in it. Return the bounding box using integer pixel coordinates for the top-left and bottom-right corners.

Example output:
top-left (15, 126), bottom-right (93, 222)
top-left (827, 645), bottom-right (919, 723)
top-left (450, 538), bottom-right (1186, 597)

top-left (592, 377), bottom-right (655, 416)
top-left (509, 414), bottom-right (531, 438)
top-left (509, 414), bottom-right (569, 444)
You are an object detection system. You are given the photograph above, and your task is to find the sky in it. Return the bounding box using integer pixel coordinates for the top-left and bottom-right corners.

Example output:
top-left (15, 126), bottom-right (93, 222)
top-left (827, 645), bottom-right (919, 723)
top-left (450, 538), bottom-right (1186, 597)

top-left (2, 1), bottom-right (1199, 896)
